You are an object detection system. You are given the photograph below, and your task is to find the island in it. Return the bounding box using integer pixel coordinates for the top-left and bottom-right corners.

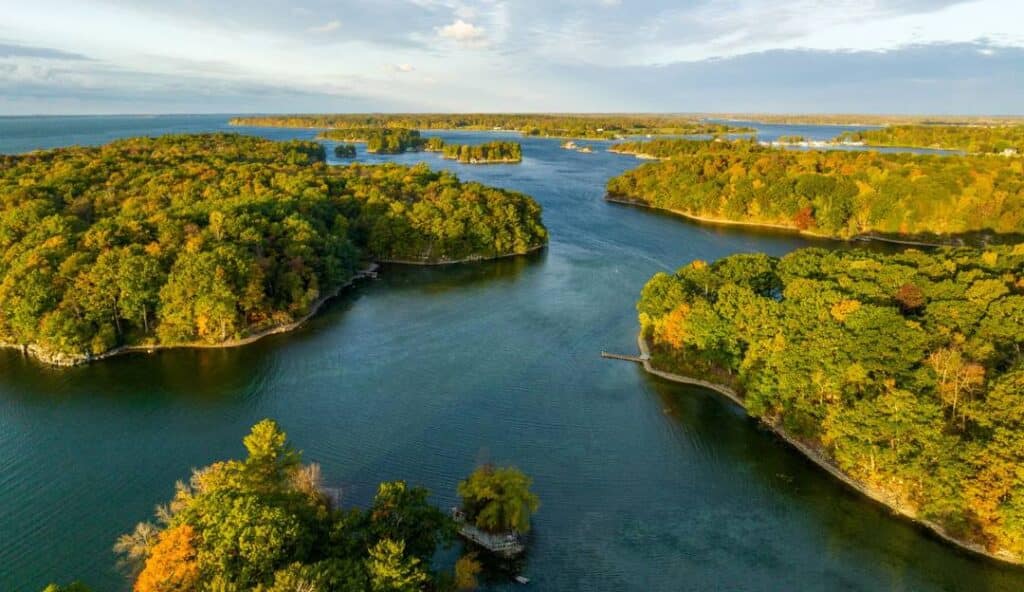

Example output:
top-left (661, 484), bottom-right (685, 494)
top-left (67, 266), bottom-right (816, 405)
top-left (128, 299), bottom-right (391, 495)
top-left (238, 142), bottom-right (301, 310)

top-left (631, 245), bottom-right (1024, 564)
top-left (317, 127), bottom-right (426, 154)
top-left (605, 138), bottom-right (1024, 242)
top-left (333, 143), bottom-right (356, 158)
top-left (0, 133), bottom-right (547, 366)
top-left (45, 419), bottom-right (536, 591)
top-left (441, 140), bottom-right (522, 164)
top-left (837, 124), bottom-right (1024, 155)
top-left (229, 114), bottom-right (752, 139)
top-left (423, 136), bottom-right (446, 152)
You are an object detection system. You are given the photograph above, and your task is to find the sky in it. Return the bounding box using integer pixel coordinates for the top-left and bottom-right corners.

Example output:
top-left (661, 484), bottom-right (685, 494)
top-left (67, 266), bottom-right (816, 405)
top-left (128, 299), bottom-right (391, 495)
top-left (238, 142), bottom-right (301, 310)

top-left (0, 0), bottom-right (1021, 115)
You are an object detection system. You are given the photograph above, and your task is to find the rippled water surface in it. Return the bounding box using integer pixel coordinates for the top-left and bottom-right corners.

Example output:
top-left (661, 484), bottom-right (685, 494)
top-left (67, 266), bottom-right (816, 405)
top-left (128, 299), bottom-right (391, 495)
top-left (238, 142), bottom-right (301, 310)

top-left (0, 116), bottom-right (1021, 591)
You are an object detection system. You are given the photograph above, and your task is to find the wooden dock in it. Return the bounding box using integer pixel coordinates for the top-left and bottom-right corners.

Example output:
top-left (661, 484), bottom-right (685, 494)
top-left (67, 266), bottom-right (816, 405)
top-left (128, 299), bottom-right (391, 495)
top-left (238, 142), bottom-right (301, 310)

top-left (600, 351), bottom-right (649, 363)
top-left (452, 508), bottom-right (525, 557)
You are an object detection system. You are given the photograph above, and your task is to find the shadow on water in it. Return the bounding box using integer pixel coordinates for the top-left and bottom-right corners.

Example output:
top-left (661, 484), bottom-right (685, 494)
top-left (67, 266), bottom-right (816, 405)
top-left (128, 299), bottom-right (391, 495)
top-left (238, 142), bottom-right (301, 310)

top-left (643, 371), bottom-right (1024, 591)
top-left (0, 252), bottom-right (544, 407)
top-left (376, 249), bottom-right (545, 295)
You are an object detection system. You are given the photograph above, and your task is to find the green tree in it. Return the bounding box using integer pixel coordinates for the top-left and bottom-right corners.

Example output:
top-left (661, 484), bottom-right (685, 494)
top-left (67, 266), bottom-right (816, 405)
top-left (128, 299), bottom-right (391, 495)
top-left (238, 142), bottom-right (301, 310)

top-left (457, 465), bottom-right (540, 533)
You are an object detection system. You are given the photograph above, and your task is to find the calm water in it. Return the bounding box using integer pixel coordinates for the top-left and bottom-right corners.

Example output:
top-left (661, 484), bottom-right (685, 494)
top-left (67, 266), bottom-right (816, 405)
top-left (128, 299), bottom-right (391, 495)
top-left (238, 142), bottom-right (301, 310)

top-left (0, 116), bottom-right (1021, 591)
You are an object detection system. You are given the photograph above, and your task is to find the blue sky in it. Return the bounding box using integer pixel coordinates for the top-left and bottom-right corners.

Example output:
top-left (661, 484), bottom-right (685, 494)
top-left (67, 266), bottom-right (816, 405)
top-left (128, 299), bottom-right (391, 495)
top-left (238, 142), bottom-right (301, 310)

top-left (0, 0), bottom-right (1020, 114)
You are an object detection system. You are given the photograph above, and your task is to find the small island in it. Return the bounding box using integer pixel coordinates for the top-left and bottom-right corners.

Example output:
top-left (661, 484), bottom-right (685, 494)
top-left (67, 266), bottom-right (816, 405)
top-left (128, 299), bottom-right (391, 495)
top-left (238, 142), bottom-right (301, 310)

top-left (632, 245), bottom-right (1024, 564)
top-left (0, 134), bottom-right (547, 366)
top-left (441, 140), bottom-right (523, 164)
top-left (334, 142), bottom-right (357, 158)
top-left (454, 465), bottom-right (540, 558)
top-left (423, 136), bottom-right (446, 152)
top-left (317, 127), bottom-right (426, 154)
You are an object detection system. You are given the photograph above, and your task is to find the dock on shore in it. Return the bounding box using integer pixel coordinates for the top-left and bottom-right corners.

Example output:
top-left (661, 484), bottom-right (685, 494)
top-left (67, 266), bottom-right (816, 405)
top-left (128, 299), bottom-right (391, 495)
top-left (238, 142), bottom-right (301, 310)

top-left (600, 351), bottom-right (649, 363)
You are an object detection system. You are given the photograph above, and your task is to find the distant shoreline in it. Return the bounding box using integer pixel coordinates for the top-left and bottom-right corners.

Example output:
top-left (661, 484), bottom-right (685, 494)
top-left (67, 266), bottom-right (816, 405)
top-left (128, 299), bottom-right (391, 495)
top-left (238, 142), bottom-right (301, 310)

top-left (630, 335), bottom-right (1021, 566)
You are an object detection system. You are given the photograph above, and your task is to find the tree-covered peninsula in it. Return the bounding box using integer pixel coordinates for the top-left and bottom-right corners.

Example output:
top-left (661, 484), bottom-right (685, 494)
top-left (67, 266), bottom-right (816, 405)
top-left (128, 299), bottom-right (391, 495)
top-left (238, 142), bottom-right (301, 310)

top-left (317, 128), bottom-right (426, 154)
top-left (606, 139), bottom-right (1024, 241)
top-left (638, 245), bottom-right (1024, 562)
top-left (0, 134), bottom-right (547, 365)
top-left (230, 114), bottom-right (749, 139)
top-left (838, 125), bottom-right (1024, 155)
top-left (43, 419), bottom-right (539, 591)
top-left (441, 141), bottom-right (522, 164)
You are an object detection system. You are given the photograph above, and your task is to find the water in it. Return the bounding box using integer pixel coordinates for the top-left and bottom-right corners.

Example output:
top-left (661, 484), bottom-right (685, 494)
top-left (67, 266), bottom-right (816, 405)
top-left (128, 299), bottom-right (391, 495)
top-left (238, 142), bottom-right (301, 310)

top-left (1, 116), bottom-right (1021, 591)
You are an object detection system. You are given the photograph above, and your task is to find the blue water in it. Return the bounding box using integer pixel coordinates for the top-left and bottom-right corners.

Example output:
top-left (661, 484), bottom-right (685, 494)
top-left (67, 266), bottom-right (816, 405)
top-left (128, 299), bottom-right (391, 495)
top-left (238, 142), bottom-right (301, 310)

top-left (0, 116), bottom-right (1020, 591)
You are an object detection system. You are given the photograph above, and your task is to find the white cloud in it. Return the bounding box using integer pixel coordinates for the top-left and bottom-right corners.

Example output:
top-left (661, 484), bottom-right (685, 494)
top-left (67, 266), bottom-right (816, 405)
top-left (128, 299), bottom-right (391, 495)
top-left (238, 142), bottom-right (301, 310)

top-left (387, 63), bottom-right (415, 72)
top-left (437, 19), bottom-right (486, 45)
top-left (308, 20), bottom-right (341, 33)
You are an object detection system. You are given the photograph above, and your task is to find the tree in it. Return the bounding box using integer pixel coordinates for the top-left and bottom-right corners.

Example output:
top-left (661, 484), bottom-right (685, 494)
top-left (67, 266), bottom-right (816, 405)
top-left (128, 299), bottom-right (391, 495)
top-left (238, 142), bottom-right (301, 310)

top-left (134, 525), bottom-right (200, 592)
top-left (453, 554), bottom-right (482, 591)
top-left (457, 465), bottom-right (540, 533)
top-left (368, 481), bottom-right (454, 562)
top-left (366, 539), bottom-right (428, 592)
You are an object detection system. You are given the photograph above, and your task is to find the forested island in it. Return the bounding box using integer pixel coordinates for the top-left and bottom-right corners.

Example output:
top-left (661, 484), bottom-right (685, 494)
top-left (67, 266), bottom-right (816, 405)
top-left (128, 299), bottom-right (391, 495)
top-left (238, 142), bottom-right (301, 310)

top-left (605, 139), bottom-right (1024, 241)
top-left (44, 420), bottom-right (540, 591)
top-left (441, 141), bottom-right (522, 164)
top-left (0, 134), bottom-right (547, 366)
top-left (334, 143), bottom-right (357, 158)
top-left (317, 128), bottom-right (426, 154)
top-left (229, 114), bottom-right (748, 139)
top-left (837, 125), bottom-right (1024, 155)
top-left (636, 245), bottom-right (1024, 562)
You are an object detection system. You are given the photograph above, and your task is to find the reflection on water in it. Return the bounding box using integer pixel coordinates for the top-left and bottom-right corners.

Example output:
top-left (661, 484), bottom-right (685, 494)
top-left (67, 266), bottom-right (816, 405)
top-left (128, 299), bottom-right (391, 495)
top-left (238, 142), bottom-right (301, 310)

top-left (2, 116), bottom-right (1024, 592)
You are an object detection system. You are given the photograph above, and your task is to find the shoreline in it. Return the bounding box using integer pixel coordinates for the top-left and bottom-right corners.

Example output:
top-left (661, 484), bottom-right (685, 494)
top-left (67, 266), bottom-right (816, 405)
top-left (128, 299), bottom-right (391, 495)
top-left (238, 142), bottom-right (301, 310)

top-left (630, 334), bottom-right (1021, 566)
top-left (378, 243), bottom-right (546, 266)
top-left (1, 263), bottom-right (381, 367)
top-left (3, 245), bottom-right (548, 367)
top-left (605, 194), bottom-right (949, 247)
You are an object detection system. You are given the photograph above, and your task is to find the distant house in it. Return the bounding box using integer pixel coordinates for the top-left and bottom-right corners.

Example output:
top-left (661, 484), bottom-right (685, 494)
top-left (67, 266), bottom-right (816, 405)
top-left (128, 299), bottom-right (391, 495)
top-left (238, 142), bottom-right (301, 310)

top-left (1002, 148), bottom-right (1018, 157)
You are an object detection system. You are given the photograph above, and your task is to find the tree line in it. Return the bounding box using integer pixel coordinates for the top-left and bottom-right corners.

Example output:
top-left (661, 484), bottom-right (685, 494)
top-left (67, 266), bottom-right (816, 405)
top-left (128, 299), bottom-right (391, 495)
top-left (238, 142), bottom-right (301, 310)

top-left (230, 114), bottom-right (748, 140)
top-left (45, 419), bottom-right (539, 591)
top-left (638, 245), bottom-right (1024, 558)
top-left (441, 141), bottom-right (522, 164)
top-left (837, 125), bottom-right (1024, 154)
top-left (0, 134), bottom-right (547, 363)
top-left (605, 139), bottom-right (1024, 239)
top-left (318, 128), bottom-right (427, 154)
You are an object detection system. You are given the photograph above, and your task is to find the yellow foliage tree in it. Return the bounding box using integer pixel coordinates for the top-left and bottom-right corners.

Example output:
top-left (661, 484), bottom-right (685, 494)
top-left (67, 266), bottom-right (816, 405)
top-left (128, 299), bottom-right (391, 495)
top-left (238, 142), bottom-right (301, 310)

top-left (134, 525), bottom-right (200, 592)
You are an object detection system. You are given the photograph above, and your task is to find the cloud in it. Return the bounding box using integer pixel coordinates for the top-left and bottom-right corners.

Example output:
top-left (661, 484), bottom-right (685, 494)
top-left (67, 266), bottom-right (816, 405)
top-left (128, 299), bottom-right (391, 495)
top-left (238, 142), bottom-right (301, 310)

top-left (387, 63), bottom-right (415, 72)
top-left (0, 43), bottom-right (90, 60)
top-left (308, 20), bottom-right (341, 33)
top-left (437, 19), bottom-right (486, 45)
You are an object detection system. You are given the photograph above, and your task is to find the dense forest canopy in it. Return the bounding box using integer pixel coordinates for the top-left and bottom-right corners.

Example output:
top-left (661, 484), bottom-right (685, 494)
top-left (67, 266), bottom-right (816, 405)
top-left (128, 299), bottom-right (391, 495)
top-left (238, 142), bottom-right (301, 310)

top-left (606, 139), bottom-right (1024, 240)
top-left (0, 134), bottom-right (546, 363)
top-left (639, 245), bottom-right (1024, 559)
top-left (317, 128), bottom-right (426, 154)
top-left (230, 114), bottom-right (748, 139)
top-left (837, 125), bottom-right (1024, 154)
top-left (119, 419), bottom-right (454, 591)
top-left (441, 141), bottom-right (522, 164)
